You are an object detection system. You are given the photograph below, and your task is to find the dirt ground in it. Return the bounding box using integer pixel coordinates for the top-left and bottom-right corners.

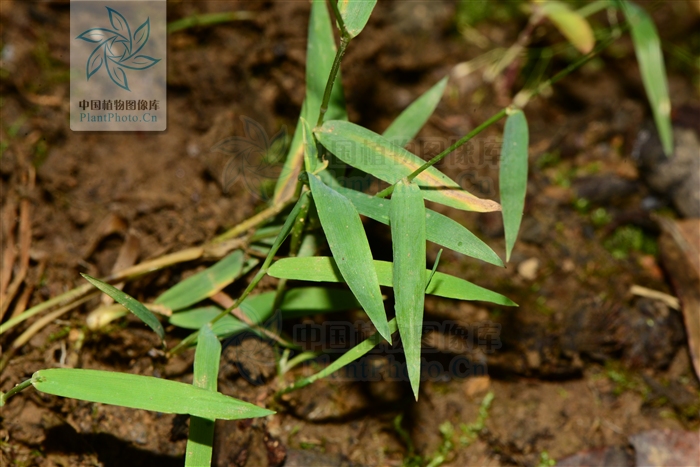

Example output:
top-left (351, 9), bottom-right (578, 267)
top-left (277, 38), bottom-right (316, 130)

top-left (1, 1), bottom-right (699, 466)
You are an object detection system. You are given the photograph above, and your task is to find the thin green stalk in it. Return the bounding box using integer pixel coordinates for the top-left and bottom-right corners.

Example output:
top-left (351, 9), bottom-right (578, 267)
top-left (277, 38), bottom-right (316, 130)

top-left (0, 378), bottom-right (34, 406)
top-left (374, 109), bottom-right (508, 199)
top-left (376, 26), bottom-right (623, 201)
top-left (212, 202), bottom-right (288, 243)
top-left (316, 38), bottom-right (349, 128)
top-left (0, 283), bottom-right (93, 335)
top-left (276, 317), bottom-right (398, 397)
top-left (168, 11), bottom-right (255, 34)
top-left (170, 194), bottom-right (309, 355)
top-left (272, 193), bottom-right (311, 312)
top-left (577, 0), bottom-right (611, 18)
top-left (329, 0), bottom-right (349, 40)
top-left (514, 30), bottom-right (621, 107)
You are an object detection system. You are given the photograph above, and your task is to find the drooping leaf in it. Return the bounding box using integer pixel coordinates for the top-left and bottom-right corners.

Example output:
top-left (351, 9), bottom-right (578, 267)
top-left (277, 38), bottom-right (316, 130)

top-left (539, 1), bottom-right (595, 54)
top-left (320, 172), bottom-right (502, 266)
top-left (390, 179), bottom-right (426, 400)
top-left (81, 274), bottom-right (164, 341)
top-left (315, 121), bottom-right (501, 212)
top-left (155, 250), bottom-right (246, 312)
top-left (31, 369), bottom-right (273, 420)
top-left (383, 76), bottom-right (448, 147)
top-left (337, 0), bottom-right (377, 38)
top-left (307, 173), bottom-right (391, 341)
top-left (499, 110), bottom-right (529, 262)
top-left (131, 18), bottom-right (150, 58)
top-left (268, 257), bottom-right (517, 306)
top-left (620, 0), bottom-right (674, 156)
top-left (185, 324), bottom-right (220, 467)
top-left (273, 0), bottom-right (347, 204)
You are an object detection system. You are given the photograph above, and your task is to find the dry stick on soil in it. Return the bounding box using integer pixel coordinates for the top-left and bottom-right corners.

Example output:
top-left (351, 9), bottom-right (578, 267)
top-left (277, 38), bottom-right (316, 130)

top-left (1, 199), bottom-right (292, 338)
top-left (0, 199), bottom-right (19, 316)
top-left (11, 257), bottom-right (47, 318)
top-left (0, 292), bottom-right (99, 373)
top-left (1, 166), bottom-right (35, 319)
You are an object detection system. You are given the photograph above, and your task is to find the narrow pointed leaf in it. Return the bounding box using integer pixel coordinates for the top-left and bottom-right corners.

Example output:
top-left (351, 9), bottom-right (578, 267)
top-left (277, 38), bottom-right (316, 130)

top-left (337, 0), bottom-right (377, 38)
top-left (499, 110), bottom-right (529, 262)
top-left (383, 76), bottom-right (448, 147)
top-left (186, 324), bottom-right (221, 467)
top-left (273, 0), bottom-right (347, 204)
top-left (281, 286), bottom-right (360, 318)
top-left (620, 0), bottom-right (673, 156)
top-left (170, 287), bottom-right (362, 334)
top-left (540, 1), bottom-right (595, 54)
top-left (81, 274), bottom-right (164, 341)
top-left (308, 173), bottom-right (390, 341)
top-left (302, 118), bottom-right (321, 173)
top-left (268, 257), bottom-right (517, 306)
top-left (315, 121), bottom-right (501, 212)
top-left (390, 179), bottom-right (426, 399)
top-left (31, 369), bottom-right (273, 420)
top-left (155, 250), bottom-right (246, 311)
top-left (319, 172), bottom-right (502, 266)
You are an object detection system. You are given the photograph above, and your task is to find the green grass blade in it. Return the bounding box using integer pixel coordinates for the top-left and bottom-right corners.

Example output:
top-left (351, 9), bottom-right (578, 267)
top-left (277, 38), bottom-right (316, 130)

top-left (383, 76), bottom-right (448, 147)
top-left (273, 110), bottom-right (307, 205)
top-left (620, 0), bottom-right (673, 156)
top-left (315, 121), bottom-right (501, 212)
top-left (499, 110), bottom-right (529, 263)
top-left (319, 173), bottom-right (502, 266)
top-left (337, 0), bottom-right (377, 38)
top-left (81, 274), bottom-right (164, 342)
top-left (268, 257), bottom-right (517, 306)
top-left (281, 318), bottom-right (398, 394)
top-left (32, 369), bottom-right (273, 420)
top-left (170, 288), bottom-right (360, 333)
top-left (307, 173), bottom-right (391, 341)
top-left (273, 0), bottom-right (347, 204)
top-left (426, 249), bottom-right (443, 291)
top-left (281, 286), bottom-right (360, 318)
top-left (540, 1), bottom-right (595, 54)
top-left (155, 250), bottom-right (245, 312)
top-left (390, 179), bottom-right (426, 400)
top-left (302, 118), bottom-right (321, 173)
top-left (185, 324), bottom-right (221, 467)
top-left (306, 0), bottom-right (347, 124)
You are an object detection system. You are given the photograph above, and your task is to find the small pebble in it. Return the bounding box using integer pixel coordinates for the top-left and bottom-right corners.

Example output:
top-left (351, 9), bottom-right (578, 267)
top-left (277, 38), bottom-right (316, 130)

top-left (518, 258), bottom-right (540, 280)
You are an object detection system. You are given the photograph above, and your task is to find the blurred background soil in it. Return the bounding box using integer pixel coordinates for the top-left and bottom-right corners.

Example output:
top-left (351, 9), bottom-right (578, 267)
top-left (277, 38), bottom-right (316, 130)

top-left (1, 1), bottom-right (699, 466)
